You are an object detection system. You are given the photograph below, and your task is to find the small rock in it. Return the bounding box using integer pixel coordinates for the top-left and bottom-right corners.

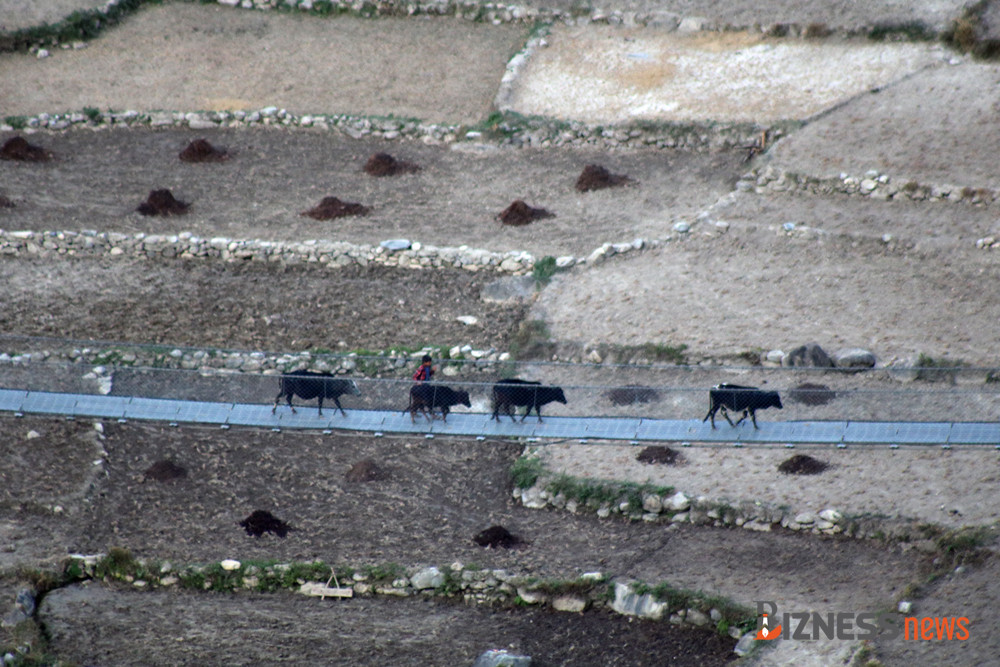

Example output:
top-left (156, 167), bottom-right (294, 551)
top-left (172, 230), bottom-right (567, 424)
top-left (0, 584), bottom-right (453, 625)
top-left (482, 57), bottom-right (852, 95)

top-left (667, 491), bottom-right (690, 511)
top-left (472, 649), bottom-right (532, 667)
top-left (551, 595), bottom-right (588, 613)
top-left (832, 348), bottom-right (876, 370)
top-left (783, 342), bottom-right (833, 368)
top-left (410, 566), bottom-right (444, 590)
top-left (733, 632), bottom-right (757, 657)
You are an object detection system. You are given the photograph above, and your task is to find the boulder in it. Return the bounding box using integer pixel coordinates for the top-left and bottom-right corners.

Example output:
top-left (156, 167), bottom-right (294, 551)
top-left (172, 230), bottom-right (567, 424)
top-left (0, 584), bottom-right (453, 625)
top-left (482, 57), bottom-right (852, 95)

top-left (833, 348), bottom-right (876, 370)
top-left (783, 342), bottom-right (833, 368)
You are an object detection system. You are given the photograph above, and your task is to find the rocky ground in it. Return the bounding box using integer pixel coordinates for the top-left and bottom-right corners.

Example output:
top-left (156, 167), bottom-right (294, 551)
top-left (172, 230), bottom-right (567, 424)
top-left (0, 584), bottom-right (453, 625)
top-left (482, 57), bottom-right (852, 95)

top-left (2, 1), bottom-right (1000, 666)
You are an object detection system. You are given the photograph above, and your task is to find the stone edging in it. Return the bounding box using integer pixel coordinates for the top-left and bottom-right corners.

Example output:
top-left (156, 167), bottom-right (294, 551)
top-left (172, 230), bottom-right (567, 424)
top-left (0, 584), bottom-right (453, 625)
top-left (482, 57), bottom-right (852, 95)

top-left (511, 450), bottom-right (958, 544)
top-left (0, 229), bottom-right (536, 274)
top-left (744, 165), bottom-right (1000, 222)
top-left (0, 229), bottom-right (660, 274)
top-left (57, 553), bottom-right (755, 644)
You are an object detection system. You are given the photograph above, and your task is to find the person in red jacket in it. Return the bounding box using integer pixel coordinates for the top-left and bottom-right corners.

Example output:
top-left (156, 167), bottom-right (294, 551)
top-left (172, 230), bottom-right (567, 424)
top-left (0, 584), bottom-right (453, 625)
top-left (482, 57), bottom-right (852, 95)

top-left (413, 355), bottom-right (435, 382)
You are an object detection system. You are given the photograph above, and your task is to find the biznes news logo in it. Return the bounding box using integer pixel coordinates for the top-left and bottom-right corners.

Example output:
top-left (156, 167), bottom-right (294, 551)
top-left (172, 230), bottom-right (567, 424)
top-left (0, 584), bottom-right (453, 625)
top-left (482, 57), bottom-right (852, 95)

top-left (755, 601), bottom-right (970, 642)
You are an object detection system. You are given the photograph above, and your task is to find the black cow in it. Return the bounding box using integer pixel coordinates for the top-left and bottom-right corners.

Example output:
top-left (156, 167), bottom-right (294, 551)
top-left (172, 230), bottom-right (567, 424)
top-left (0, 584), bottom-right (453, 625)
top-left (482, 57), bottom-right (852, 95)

top-left (491, 378), bottom-right (567, 423)
top-left (703, 383), bottom-right (782, 429)
top-left (272, 370), bottom-right (361, 417)
top-left (404, 383), bottom-right (471, 423)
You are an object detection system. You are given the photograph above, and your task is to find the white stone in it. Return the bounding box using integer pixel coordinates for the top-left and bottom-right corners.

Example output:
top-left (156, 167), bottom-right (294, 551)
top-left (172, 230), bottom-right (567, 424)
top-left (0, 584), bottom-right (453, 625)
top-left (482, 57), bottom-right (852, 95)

top-left (667, 491), bottom-right (690, 511)
top-left (642, 494), bottom-right (663, 513)
top-left (551, 595), bottom-right (588, 613)
top-left (794, 512), bottom-right (816, 525)
top-left (456, 316), bottom-right (479, 326)
top-left (555, 255), bottom-right (576, 268)
top-left (220, 559), bottom-right (241, 571)
top-left (686, 609), bottom-right (711, 626)
top-left (410, 566), bottom-right (444, 590)
top-left (898, 600), bottom-right (913, 614)
top-left (516, 588), bottom-right (546, 604)
top-left (819, 508), bottom-right (842, 523)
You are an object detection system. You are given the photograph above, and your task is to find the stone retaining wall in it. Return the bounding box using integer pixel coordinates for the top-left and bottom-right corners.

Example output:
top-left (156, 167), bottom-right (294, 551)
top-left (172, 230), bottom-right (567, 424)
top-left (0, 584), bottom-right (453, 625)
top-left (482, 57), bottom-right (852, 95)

top-left (60, 552), bottom-right (753, 641)
top-left (0, 229), bottom-right (538, 273)
top-left (745, 165), bottom-right (1000, 222)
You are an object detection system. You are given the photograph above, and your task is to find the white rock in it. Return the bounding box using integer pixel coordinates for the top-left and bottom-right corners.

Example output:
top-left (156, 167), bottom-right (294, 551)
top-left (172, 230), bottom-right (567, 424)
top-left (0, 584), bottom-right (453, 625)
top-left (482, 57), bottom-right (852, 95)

top-left (898, 600), bottom-right (913, 614)
top-left (516, 588), bottom-right (546, 604)
top-left (686, 609), bottom-right (711, 626)
top-left (410, 566), bottom-right (444, 590)
top-left (819, 508), bottom-right (842, 523)
top-left (456, 316), bottom-right (479, 326)
top-left (555, 255), bottom-right (576, 268)
top-left (220, 559), bottom-right (241, 571)
top-left (667, 491), bottom-right (690, 511)
top-left (642, 494), bottom-right (663, 513)
top-left (551, 595), bottom-right (588, 613)
top-left (795, 512), bottom-right (816, 525)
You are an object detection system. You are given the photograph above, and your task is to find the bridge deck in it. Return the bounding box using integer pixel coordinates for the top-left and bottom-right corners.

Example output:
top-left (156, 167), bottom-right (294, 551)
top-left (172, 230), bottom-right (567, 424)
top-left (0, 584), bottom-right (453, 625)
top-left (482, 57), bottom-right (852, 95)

top-left (2, 388), bottom-right (997, 446)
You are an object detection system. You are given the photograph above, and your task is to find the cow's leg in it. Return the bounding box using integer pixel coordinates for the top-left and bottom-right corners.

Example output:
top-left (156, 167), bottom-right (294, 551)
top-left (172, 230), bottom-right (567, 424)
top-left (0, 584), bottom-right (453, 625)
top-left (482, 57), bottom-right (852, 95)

top-left (440, 407), bottom-right (449, 423)
top-left (703, 406), bottom-right (718, 429)
top-left (317, 396), bottom-right (324, 417)
top-left (749, 410), bottom-right (759, 429)
top-left (333, 396), bottom-right (347, 417)
top-left (720, 406), bottom-right (736, 427)
top-left (272, 391), bottom-right (283, 414)
top-left (536, 408), bottom-right (544, 423)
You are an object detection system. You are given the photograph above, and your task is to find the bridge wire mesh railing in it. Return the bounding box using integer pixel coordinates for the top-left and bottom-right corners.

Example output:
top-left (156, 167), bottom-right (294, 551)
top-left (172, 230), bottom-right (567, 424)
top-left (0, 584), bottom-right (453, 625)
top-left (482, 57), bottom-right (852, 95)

top-left (0, 354), bottom-right (998, 426)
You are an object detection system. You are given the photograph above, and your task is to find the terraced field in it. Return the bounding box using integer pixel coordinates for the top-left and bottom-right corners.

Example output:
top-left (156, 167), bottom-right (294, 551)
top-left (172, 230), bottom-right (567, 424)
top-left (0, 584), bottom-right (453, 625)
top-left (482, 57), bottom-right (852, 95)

top-left (2, 1), bottom-right (1000, 665)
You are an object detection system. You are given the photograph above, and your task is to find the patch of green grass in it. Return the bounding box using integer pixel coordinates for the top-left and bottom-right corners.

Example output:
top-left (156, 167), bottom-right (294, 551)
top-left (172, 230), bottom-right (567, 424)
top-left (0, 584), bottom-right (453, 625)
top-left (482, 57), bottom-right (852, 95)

top-left (546, 474), bottom-right (673, 514)
top-left (936, 526), bottom-right (994, 560)
top-left (510, 454), bottom-right (545, 489)
top-left (639, 342), bottom-right (688, 365)
top-left (4, 116), bottom-right (28, 130)
top-left (531, 256), bottom-right (562, 286)
top-left (867, 21), bottom-right (934, 42)
top-left (362, 562), bottom-right (406, 583)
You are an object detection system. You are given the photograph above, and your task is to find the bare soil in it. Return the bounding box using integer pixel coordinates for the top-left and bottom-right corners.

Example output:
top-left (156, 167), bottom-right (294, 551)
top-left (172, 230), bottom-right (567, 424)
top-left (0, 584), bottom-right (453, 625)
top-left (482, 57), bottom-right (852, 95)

top-left (2, 415), bottom-right (929, 666)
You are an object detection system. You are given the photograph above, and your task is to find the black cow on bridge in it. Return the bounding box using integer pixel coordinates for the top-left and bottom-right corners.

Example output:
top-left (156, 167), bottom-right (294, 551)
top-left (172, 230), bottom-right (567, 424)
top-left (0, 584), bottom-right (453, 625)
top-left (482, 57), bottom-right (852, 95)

top-left (491, 378), bottom-right (567, 423)
top-left (404, 383), bottom-right (471, 423)
top-left (272, 370), bottom-right (361, 417)
top-left (703, 383), bottom-right (782, 429)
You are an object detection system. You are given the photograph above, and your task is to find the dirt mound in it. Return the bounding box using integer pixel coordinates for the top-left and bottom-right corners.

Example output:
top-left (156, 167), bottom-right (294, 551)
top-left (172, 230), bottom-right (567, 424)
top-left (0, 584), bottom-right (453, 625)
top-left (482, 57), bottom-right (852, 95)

top-left (575, 164), bottom-right (632, 192)
top-left (787, 382), bottom-right (837, 406)
top-left (636, 445), bottom-right (680, 465)
top-left (1, 136), bottom-right (51, 162)
top-left (363, 152), bottom-right (420, 176)
top-left (778, 454), bottom-right (829, 475)
top-left (143, 460), bottom-right (187, 482)
top-left (498, 200), bottom-right (554, 226)
top-left (179, 138), bottom-right (228, 163)
top-left (473, 525), bottom-right (525, 549)
top-left (136, 189), bottom-right (190, 216)
top-left (345, 458), bottom-right (386, 483)
top-left (300, 196), bottom-right (370, 220)
top-left (239, 510), bottom-right (293, 538)
top-left (605, 385), bottom-right (660, 406)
